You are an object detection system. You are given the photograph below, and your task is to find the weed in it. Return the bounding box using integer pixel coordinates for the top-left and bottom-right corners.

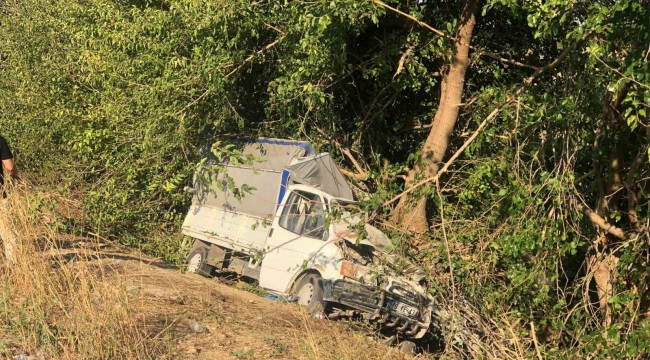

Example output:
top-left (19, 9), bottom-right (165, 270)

top-left (230, 348), bottom-right (255, 359)
top-left (239, 281), bottom-right (269, 297)
top-left (263, 336), bottom-right (288, 356)
top-left (0, 341), bottom-right (9, 357)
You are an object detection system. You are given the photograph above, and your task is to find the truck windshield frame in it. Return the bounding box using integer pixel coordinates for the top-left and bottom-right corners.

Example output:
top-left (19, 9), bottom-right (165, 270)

top-left (278, 190), bottom-right (326, 239)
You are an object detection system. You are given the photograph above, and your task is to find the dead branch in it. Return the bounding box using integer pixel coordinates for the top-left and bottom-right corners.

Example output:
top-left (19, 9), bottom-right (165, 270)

top-left (411, 123), bottom-right (432, 130)
top-left (341, 148), bottom-right (367, 178)
top-left (314, 126), bottom-right (369, 180)
top-left (436, 180), bottom-right (456, 308)
top-left (394, 44), bottom-right (416, 79)
top-left (530, 322), bottom-right (544, 360)
top-left (263, 22), bottom-right (285, 35)
top-left (339, 168), bottom-right (368, 181)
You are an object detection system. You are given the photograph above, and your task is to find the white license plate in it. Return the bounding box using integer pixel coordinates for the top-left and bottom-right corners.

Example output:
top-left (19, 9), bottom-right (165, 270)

top-left (387, 300), bottom-right (419, 318)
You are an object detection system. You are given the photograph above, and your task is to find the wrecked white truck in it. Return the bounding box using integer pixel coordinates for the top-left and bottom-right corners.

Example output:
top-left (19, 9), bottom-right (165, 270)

top-left (181, 138), bottom-right (435, 339)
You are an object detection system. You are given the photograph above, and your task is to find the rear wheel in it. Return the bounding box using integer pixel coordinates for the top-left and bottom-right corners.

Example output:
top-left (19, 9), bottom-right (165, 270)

top-left (294, 274), bottom-right (327, 315)
top-left (185, 241), bottom-right (213, 277)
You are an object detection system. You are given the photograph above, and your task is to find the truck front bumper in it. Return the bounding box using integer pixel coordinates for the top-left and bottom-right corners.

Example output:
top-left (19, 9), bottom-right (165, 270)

top-left (322, 279), bottom-right (434, 339)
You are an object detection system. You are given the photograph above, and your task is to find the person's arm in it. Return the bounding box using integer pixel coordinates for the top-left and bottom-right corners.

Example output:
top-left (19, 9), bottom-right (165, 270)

top-left (2, 158), bottom-right (18, 182)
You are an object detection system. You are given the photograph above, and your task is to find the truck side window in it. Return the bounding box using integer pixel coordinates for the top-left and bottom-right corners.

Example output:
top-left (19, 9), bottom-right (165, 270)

top-left (279, 191), bottom-right (325, 239)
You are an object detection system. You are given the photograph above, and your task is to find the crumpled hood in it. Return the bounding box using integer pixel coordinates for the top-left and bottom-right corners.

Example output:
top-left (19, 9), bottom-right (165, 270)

top-left (333, 221), bottom-right (428, 285)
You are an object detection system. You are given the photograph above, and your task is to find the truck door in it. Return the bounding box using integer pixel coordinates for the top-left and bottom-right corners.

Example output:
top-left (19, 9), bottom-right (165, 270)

top-left (258, 189), bottom-right (329, 293)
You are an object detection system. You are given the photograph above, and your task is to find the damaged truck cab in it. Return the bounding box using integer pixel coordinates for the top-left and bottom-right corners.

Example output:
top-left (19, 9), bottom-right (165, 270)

top-left (182, 138), bottom-right (435, 339)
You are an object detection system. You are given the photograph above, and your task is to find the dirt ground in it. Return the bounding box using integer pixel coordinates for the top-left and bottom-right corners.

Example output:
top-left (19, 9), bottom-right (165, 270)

top-left (54, 242), bottom-right (421, 360)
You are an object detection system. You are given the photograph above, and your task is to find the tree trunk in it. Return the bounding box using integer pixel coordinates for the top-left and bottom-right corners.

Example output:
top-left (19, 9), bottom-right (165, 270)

top-left (588, 82), bottom-right (632, 328)
top-left (590, 250), bottom-right (619, 327)
top-left (393, 0), bottom-right (481, 233)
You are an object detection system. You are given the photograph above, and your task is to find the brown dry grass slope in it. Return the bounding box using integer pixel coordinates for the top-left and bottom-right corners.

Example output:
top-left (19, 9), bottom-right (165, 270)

top-left (0, 187), bottom-right (418, 360)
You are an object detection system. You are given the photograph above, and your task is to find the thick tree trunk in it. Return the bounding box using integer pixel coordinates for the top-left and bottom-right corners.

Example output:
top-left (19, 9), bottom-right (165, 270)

top-left (393, 0), bottom-right (481, 233)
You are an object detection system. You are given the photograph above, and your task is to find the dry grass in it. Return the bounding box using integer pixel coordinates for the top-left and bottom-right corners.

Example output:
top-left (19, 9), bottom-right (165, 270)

top-left (0, 187), bottom-right (169, 359)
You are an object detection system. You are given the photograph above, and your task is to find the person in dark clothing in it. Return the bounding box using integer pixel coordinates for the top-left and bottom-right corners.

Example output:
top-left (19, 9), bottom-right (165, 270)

top-left (0, 136), bottom-right (17, 264)
top-left (0, 136), bottom-right (18, 187)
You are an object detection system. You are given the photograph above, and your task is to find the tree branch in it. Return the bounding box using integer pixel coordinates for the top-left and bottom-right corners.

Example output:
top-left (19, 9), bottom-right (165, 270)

top-left (410, 123), bottom-right (432, 131)
top-left (479, 51), bottom-right (539, 70)
top-left (522, 30), bottom-right (594, 86)
top-left (625, 139), bottom-right (649, 225)
top-left (385, 29), bottom-right (591, 207)
top-left (384, 104), bottom-right (507, 206)
top-left (592, 54), bottom-right (650, 91)
top-left (394, 44), bottom-right (416, 79)
top-left (340, 148), bottom-right (367, 178)
top-left (574, 168), bottom-right (597, 185)
top-left (371, 0), bottom-right (445, 37)
top-left (436, 180), bottom-right (456, 308)
top-left (176, 36), bottom-right (285, 115)
top-left (339, 168), bottom-right (368, 180)
top-left (530, 322), bottom-right (544, 360)
top-left (314, 126), bottom-right (369, 181)
top-left (626, 153), bottom-right (644, 225)
top-left (225, 36), bottom-right (285, 78)
top-left (371, 0), bottom-right (539, 71)
top-left (576, 203), bottom-right (627, 240)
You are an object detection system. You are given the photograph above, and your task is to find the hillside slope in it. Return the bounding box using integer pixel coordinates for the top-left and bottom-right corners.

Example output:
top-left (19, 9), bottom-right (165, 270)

top-left (1, 239), bottom-right (418, 360)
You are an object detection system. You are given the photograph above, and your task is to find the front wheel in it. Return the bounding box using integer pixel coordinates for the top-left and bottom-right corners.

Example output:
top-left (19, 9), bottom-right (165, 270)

top-left (398, 340), bottom-right (416, 354)
top-left (294, 274), bottom-right (328, 315)
top-left (185, 241), bottom-right (213, 277)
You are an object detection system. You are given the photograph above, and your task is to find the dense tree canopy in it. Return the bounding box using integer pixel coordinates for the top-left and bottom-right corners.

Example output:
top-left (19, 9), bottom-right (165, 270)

top-left (1, 0), bottom-right (649, 358)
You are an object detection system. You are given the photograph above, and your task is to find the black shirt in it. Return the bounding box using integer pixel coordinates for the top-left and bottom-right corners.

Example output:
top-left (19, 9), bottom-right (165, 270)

top-left (0, 136), bottom-right (14, 187)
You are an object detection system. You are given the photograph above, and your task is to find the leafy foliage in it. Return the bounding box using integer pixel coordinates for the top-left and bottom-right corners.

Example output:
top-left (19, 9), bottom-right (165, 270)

top-left (1, 0), bottom-right (649, 358)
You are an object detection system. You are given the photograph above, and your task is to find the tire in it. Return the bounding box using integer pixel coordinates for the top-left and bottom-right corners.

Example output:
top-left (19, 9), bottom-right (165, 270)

top-left (185, 242), bottom-right (213, 277)
top-left (398, 340), bottom-right (416, 354)
top-left (294, 274), bottom-right (327, 315)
